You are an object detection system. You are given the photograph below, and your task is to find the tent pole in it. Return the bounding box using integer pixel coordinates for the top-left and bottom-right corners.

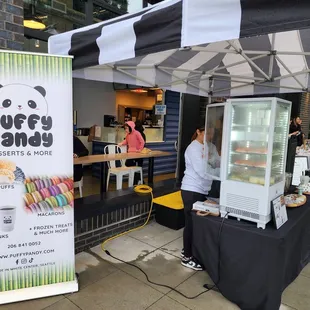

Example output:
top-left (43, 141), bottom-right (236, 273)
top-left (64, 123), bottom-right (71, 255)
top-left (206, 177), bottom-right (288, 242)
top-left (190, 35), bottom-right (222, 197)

top-left (117, 65), bottom-right (155, 69)
top-left (228, 41), bottom-right (271, 80)
top-left (190, 47), bottom-right (238, 54)
top-left (277, 51), bottom-right (310, 56)
top-left (268, 34), bottom-right (276, 78)
top-left (208, 78), bottom-right (213, 105)
top-left (213, 77), bottom-right (258, 84)
top-left (112, 66), bottom-right (154, 87)
top-left (158, 66), bottom-right (204, 74)
top-left (158, 54), bottom-right (267, 76)
top-left (85, 0), bottom-right (94, 25)
top-left (213, 81), bottom-right (305, 95)
top-left (157, 67), bottom-right (209, 93)
top-left (273, 69), bottom-right (310, 81)
top-left (157, 73), bottom-right (202, 87)
top-left (274, 55), bottom-right (307, 89)
top-left (212, 72), bottom-right (265, 81)
top-left (191, 47), bottom-right (270, 55)
top-left (211, 55), bottom-right (267, 73)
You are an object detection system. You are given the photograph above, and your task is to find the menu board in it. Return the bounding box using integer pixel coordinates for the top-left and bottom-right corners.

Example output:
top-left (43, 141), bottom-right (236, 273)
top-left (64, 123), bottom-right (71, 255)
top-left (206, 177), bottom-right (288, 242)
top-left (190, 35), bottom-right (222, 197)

top-left (0, 51), bottom-right (77, 304)
top-left (292, 156), bottom-right (309, 186)
top-left (271, 195), bottom-right (288, 229)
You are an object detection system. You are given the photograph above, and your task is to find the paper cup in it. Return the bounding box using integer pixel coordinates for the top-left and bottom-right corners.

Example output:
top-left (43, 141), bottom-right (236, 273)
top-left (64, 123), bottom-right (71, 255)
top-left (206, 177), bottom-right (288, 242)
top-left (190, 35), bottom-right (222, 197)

top-left (0, 207), bottom-right (16, 232)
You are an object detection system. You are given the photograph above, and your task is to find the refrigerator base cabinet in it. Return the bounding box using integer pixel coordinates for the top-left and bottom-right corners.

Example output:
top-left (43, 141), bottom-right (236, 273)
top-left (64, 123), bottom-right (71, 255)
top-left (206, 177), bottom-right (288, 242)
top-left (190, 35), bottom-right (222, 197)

top-left (219, 180), bottom-right (284, 229)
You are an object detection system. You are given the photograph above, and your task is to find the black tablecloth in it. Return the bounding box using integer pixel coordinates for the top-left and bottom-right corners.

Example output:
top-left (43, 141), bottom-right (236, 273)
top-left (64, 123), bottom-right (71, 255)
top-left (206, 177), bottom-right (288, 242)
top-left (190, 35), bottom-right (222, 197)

top-left (192, 203), bottom-right (310, 310)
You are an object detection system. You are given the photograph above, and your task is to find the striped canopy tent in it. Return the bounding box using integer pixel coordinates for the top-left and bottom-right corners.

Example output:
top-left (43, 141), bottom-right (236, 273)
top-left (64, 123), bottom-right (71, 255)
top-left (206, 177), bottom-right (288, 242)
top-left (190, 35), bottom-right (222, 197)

top-left (48, 0), bottom-right (310, 97)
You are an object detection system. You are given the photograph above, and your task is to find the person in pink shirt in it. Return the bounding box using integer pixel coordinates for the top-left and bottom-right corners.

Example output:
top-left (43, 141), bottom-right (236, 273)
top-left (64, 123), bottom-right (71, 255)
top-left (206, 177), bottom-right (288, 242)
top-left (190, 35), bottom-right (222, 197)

top-left (118, 121), bottom-right (145, 184)
top-left (118, 121), bottom-right (145, 152)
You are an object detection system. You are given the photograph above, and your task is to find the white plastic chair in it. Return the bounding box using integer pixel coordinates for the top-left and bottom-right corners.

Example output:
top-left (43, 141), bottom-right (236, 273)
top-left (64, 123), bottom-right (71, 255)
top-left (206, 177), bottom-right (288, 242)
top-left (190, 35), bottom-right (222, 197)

top-left (74, 177), bottom-right (83, 197)
top-left (129, 166), bottom-right (144, 185)
top-left (104, 145), bottom-right (133, 191)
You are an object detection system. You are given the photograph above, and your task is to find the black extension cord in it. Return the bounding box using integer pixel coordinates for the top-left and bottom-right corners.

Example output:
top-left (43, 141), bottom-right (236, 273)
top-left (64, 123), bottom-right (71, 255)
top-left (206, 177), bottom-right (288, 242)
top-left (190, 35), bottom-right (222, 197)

top-left (104, 212), bottom-right (229, 300)
top-left (104, 249), bottom-right (212, 299)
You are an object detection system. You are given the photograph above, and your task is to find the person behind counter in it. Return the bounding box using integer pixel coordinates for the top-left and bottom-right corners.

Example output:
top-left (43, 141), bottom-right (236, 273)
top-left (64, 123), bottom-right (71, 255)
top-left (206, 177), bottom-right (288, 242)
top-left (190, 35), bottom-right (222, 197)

top-left (290, 117), bottom-right (304, 146)
top-left (181, 125), bottom-right (220, 271)
top-left (73, 135), bottom-right (89, 185)
top-left (135, 120), bottom-right (146, 143)
top-left (118, 121), bottom-right (145, 184)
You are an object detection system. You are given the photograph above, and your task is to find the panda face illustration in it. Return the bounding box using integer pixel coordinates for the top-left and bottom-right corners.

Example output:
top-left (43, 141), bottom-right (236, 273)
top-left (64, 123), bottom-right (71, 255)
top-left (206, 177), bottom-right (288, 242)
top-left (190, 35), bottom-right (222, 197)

top-left (0, 84), bottom-right (48, 117)
top-left (3, 216), bottom-right (12, 224)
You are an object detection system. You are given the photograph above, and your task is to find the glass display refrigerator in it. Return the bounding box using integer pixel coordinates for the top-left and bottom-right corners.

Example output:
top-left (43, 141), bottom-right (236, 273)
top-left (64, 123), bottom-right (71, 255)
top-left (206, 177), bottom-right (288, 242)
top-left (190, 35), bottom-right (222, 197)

top-left (205, 98), bottom-right (291, 229)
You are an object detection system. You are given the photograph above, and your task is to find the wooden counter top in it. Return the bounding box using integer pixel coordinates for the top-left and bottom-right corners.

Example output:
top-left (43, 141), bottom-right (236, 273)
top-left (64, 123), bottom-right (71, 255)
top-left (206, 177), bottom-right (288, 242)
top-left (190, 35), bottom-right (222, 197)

top-left (74, 150), bottom-right (172, 165)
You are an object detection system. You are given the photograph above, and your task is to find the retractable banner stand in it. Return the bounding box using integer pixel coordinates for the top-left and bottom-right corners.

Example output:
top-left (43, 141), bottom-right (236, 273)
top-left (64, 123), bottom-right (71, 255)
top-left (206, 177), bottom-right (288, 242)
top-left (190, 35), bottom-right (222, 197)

top-left (0, 51), bottom-right (78, 305)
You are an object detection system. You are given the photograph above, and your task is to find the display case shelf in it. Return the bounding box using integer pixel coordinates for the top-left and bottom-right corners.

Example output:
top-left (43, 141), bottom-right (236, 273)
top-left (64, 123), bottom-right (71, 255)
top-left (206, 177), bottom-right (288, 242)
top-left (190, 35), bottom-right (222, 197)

top-left (231, 151), bottom-right (282, 156)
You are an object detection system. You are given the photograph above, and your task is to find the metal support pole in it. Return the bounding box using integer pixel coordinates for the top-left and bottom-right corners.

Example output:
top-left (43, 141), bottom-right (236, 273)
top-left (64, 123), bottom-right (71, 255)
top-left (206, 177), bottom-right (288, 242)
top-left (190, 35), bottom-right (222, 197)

top-left (85, 0), bottom-right (94, 26)
top-left (268, 34), bottom-right (276, 78)
top-left (208, 78), bottom-right (213, 104)
top-left (228, 41), bottom-right (271, 81)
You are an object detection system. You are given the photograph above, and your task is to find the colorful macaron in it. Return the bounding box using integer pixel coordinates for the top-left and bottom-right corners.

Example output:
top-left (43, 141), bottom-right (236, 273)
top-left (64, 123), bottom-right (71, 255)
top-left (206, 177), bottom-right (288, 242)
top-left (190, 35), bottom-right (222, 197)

top-left (55, 194), bottom-right (67, 207)
top-left (42, 178), bottom-right (51, 188)
top-left (51, 177), bottom-right (61, 185)
top-left (57, 183), bottom-right (69, 194)
top-left (24, 193), bottom-right (35, 206)
top-left (45, 196), bottom-right (58, 208)
top-left (31, 191), bottom-right (43, 203)
top-left (63, 179), bottom-right (73, 190)
top-left (29, 203), bottom-right (40, 213)
top-left (34, 179), bottom-right (44, 191)
top-left (63, 191), bottom-right (74, 203)
top-left (38, 201), bottom-right (51, 212)
top-left (49, 185), bottom-right (61, 196)
top-left (40, 188), bottom-right (51, 199)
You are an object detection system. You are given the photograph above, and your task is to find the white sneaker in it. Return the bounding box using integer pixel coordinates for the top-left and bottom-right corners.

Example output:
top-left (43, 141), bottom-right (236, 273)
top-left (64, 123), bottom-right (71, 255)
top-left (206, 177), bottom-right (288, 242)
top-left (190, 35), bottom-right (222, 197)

top-left (180, 249), bottom-right (185, 259)
top-left (181, 257), bottom-right (203, 271)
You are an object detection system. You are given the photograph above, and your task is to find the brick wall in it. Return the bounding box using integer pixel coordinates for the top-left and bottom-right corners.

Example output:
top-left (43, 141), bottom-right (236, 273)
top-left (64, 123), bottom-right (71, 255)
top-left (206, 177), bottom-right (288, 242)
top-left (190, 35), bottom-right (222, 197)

top-left (0, 0), bottom-right (24, 50)
top-left (74, 200), bottom-right (154, 253)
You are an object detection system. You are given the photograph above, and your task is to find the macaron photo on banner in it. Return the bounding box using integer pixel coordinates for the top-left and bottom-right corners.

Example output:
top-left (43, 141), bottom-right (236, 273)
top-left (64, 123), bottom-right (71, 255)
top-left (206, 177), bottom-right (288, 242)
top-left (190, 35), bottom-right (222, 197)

top-left (0, 50), bottom-right (78, 305)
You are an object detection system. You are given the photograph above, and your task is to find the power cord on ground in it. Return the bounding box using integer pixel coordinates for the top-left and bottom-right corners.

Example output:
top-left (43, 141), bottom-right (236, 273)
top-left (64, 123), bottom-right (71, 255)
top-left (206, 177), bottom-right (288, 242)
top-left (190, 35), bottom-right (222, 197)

top-left (101, 184), bottom-right (227, 300)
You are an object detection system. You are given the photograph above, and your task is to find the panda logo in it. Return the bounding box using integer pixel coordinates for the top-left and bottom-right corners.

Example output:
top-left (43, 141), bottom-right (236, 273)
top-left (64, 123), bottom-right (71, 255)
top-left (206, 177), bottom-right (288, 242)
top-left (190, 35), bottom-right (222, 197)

top-left (3, 216), bottom-right (12, 224)
top-left (0, 84), bottom-right (48, 117)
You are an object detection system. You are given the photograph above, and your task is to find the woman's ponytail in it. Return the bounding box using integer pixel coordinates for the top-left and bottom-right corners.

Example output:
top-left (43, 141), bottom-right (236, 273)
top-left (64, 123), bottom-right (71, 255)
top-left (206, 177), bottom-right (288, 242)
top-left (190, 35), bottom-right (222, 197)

top-left (191, 132), bottom-right (198, 142)
top-left (191, 124), bottom-right (205, 142)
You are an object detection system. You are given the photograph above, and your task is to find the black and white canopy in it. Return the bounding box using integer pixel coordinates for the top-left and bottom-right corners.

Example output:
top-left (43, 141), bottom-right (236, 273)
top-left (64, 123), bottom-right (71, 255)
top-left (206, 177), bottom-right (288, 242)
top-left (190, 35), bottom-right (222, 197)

top-left (49, 0), bottom-right (310, 96)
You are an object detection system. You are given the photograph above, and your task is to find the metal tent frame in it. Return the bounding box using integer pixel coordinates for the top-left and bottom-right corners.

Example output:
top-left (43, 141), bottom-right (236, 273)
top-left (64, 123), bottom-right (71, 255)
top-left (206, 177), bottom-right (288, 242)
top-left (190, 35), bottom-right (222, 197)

top-left (105, 40), bottom-right (310, 96)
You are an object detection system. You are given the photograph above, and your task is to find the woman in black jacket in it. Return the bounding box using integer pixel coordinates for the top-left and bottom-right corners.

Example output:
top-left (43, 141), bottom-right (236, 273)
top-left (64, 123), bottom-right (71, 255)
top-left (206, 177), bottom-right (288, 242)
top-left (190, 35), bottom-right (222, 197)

top-left (135, 120), bottom-right (146, 143)
top-left (289, 117), bottom-right (304, 146)
top-left (73, 135), bottom-right (89, 182)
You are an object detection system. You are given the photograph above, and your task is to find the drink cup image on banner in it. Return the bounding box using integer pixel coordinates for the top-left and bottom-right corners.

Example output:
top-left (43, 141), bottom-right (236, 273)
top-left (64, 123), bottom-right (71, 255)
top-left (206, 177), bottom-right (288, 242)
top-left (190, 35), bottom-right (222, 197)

top-left (0, 207), bottom-right (16, 232)
top-left (0, 51), bottom-right (78, 304)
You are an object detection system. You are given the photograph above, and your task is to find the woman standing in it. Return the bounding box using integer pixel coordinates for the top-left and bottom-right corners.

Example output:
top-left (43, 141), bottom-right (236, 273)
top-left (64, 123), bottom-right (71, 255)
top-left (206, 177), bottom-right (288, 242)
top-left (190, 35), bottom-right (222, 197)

top-left (135, 120), bottom-right (146, 143)
top-left (181, 125), bottom-right (220, 271)
top-left (290, 117), bottom-right (303, 146)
